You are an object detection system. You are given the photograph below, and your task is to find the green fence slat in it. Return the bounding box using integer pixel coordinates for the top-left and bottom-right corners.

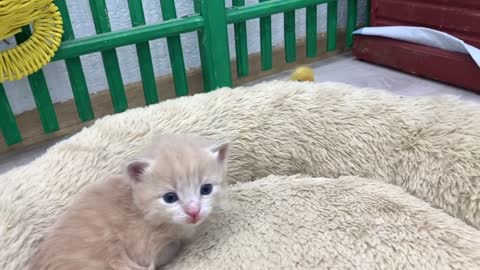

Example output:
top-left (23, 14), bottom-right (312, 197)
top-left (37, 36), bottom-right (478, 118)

top-left (54, 0), bottom-right (74, 41)
top-left (228, 0), bottom-right (341, 23)
top-left (55, 0), bottom-right (94, 122)
top-left (135, 43), bottom-right (159, 104)
top-left (26, 71), bottom-right (59, 133)
top-left (16, 27), bottom-right (59, 133)
top-left (160, 0), bottom-right (189, 97)
top-left (259, 0), bottom-right (272, 71)
top-left (194, 0), bottom-right (215, 91)
top-left (53, 17), bottom-right (204, 61)
top-left (206, 0), bottom-right (233, 88)
top-left (194, 0), bottom-right (214, 91)
top-left (306, 5), bottom-right (317, 58)
top-left (366, 0), bottom-right (371, 26)
top-left (0, 84), bottom-right (22, 145)
top-left (326, 1), bottom-right (337, 51)
top-left (64, 59), bottom-right (95, 120)
top-left (165, 42), bottom-right (188, 96)
top-left (346, 0), bottom-right (358, 48)
top-left (233, 0), bottom-right (249, 78)
top-left (195, 0), bottom-right (232, 91)
top-left (90, 0), bottom-right (128, 113)
top-left (128, 0), bottom-right (159, 105)
top-left (284, 10), bottom-right (296, 63)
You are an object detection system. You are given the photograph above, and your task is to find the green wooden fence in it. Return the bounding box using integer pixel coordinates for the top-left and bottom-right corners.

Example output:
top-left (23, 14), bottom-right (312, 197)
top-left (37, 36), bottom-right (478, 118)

top-left (0, 0), bottom-right (362, 147)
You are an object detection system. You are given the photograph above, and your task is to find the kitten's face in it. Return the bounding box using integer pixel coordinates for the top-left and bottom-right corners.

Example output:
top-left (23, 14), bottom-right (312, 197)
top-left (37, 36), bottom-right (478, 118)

top-left (126, 138), bottom-right (228, 227)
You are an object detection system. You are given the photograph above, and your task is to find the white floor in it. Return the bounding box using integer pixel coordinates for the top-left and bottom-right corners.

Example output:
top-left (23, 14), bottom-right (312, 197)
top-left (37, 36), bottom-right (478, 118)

top-left (1, 54), bottom-right (479, 174)
top-left (255, 54), bottom-right (480, 103)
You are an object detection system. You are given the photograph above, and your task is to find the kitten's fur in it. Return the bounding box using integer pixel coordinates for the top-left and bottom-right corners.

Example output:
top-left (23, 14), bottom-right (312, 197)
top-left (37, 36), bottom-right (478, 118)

top-left (30, 134), bottom-right (229, 270)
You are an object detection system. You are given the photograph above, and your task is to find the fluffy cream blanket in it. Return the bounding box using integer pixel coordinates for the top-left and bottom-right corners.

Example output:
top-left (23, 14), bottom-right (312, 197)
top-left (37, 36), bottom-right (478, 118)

top-left (1, 81), bottom-right (479, 269)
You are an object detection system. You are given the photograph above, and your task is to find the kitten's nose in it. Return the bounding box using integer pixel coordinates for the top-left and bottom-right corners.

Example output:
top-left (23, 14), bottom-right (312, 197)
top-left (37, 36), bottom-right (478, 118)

top-left (185, 204), bottom-right (200, 222)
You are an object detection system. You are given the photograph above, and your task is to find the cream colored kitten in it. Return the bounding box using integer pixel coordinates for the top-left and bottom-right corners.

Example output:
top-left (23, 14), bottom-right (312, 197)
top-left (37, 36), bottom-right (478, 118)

top-left (30, 134), bottom-right (229, 270)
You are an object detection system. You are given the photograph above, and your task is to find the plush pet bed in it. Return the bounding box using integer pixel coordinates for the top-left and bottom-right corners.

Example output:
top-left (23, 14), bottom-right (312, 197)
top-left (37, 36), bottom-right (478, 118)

top-left (1, 81), bottom-right (479, 269)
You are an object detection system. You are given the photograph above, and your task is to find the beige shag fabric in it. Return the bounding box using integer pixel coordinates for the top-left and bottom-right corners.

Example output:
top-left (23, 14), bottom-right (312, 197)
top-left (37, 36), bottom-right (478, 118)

top-left (1, 81), bottom-right (480, 269)
top-left (171, 176), bottom-right (480, 269)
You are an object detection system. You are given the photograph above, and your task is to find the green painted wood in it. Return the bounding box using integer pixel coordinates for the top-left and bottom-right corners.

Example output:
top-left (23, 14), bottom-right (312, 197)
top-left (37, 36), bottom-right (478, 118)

top-left (347, 0), bottom-right (358, 48)
top-left (195, 0), bottom-right (232, 91)
top-left (54, 0), bottom-right (342, 63)
top-left (55, 0), bottom-right (74, 41)
top-left (53, 17), bottom-right (203, 61)
top-left (366, 0), bottom-right (371, 26)
top-left (306, 5), bottom-right (317, 57)
top-left (233, 0), bottom-right (249, 77)
top-left (259, 0), bottom-right (272, 71)
top-left (194, 0), bottom-right (214, 91)
top-left (326, 1), bottom-right (338, 51)
top-left (0, 84), bottom-right (22, 145)
top-left (90, 0), bottom-right (128, 113)
top-left (160, 0), bottom-right (189, 97)
top-left (284, 10), bottom-right (296, 63)
top-left (64, 58), bottom-right (95, 120)
top-left (128, 0), bottom-right (159, 105)
top-left (16, 27), bottom-right (59, 133)
top-left (55, 0), bottom-right (94, 122)
top-left (26, 71), bottom-right (59, 133)
top-left (227, 0), bottom-right (335, 23)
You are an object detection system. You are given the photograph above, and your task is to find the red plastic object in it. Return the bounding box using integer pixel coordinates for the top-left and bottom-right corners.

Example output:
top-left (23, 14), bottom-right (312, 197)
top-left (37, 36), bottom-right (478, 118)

top-left (353, 0), bottom-right (480, 92)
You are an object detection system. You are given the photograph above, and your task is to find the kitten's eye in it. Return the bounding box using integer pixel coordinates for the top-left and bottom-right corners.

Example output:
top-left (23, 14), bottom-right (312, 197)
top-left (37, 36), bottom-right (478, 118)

top-left (200, 184), bottom-right (213, 195)
top-left (162, 192), bottom-right (178, 203)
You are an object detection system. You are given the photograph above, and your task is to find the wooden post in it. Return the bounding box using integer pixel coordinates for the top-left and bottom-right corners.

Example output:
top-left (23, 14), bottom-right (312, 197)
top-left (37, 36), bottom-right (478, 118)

top-left (195, 0), bottom-right (233, 91)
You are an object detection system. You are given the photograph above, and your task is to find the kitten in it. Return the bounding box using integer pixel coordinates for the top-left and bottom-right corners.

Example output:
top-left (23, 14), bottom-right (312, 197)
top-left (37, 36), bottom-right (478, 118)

top-left (29, 134), bottom-right (229, 270)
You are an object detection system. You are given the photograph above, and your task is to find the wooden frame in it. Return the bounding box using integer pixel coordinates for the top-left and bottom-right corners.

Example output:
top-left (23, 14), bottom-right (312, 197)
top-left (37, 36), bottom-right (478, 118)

top-left (353, 0), bottom-right (480, 92)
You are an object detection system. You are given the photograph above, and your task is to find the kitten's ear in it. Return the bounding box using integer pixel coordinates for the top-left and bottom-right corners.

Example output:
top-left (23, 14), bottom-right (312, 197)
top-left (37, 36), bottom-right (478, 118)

top-left (126, 159), bottom-right (151, 182)
top-left (208, 142), bottom-right (229, 162)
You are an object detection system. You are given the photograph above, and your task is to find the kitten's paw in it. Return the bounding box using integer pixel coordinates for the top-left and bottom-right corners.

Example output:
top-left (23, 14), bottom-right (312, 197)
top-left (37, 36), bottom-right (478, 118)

top-left (154, 240), bottom-right (183, 267)
top-left (148, 262), bottom-right (156, 270)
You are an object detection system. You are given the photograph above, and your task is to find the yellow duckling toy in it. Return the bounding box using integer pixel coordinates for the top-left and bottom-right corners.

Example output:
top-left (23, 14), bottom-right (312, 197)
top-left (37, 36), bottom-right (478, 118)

top-left (290, 66), bottom-right (315, 82)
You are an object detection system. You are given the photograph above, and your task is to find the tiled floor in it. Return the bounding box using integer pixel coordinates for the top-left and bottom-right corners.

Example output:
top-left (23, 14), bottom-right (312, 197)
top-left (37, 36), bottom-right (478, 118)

top-left (1, 54), bottom-right (479, 174)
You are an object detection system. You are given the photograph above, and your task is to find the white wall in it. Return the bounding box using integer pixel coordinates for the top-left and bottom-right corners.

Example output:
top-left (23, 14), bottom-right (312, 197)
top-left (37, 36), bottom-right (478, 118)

top-left (3, 0), bottom-right (366, 115)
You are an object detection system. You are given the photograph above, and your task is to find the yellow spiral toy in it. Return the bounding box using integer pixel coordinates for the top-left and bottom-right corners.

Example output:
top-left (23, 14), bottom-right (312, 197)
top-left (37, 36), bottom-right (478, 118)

top-left (0, 0), bottom-right (63, 82)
